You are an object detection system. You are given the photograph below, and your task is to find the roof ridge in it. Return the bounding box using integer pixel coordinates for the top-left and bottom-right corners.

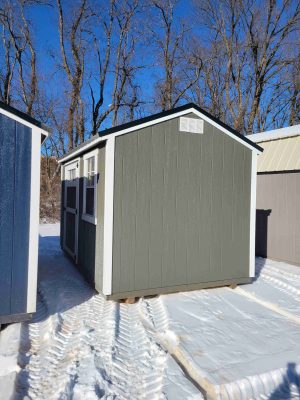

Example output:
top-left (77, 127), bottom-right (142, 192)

top-left (60, 102), bottom-right (262, 163)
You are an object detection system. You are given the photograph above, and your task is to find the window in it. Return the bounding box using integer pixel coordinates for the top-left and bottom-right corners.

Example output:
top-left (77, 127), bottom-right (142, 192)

top-left (68, 168), bottom-right (76, 181)
top-left (82, 149), bottom-right (98, 224)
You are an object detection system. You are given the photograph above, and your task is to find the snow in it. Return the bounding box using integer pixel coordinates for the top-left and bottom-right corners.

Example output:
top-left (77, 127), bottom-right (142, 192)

top-left (0, 224), bottom-right (300, 399)
top-left (0, 323), bottom-right (22, 400)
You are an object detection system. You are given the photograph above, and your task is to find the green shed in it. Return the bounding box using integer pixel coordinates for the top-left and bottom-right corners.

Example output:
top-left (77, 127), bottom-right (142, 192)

top-left (59, 103), bottom-right (263, 300)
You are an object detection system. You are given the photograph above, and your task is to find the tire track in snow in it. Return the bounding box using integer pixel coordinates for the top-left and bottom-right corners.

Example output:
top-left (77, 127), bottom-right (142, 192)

top-left (218, 363), bottom-right (300, 400)
top-left (33, 298), bottom-right (91, 399)
top-left (103, 301), bottom-right (167, 400)
top-left (84, 293), bottom-right (117, 381)
top-left (141, 297), bottom-right (207, 399)
top-left (16, 280), bottom-right (92, 399)
top-left (143, 297), bottom-right (170, 333)
top-left (16, 289), bottom-right (53, 398)
top-left (257, 259), bottom-right (300, 285)
top-left (256, 263), bottom-right (300, 301)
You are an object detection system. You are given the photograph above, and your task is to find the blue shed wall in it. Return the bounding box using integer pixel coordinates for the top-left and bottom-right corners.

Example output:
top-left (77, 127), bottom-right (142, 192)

top-left (0, 114), bottom-right (31, 317)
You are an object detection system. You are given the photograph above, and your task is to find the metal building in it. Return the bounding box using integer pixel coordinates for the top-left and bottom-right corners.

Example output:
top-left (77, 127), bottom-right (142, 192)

top-left (251, 125), bottom-right (300, 266)
top-left (59, 103), bottom-right (262, 300)
top-left (0, 101), bottom-right (50, 324)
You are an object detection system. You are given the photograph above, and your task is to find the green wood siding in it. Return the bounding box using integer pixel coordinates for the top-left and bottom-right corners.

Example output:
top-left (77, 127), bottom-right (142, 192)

top-left (112, 115), bottom-right (252, 295)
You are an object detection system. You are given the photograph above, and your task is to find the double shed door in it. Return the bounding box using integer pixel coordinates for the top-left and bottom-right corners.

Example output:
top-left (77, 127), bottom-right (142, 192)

top-left (63, 160), bottom-right (80, 261)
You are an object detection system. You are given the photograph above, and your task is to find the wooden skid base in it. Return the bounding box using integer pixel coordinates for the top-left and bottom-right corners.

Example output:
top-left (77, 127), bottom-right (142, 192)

top-left (0, 312), bottom-right (33, 325)
top-left (121, 297), bottom-right (137, 304)
top-left (106, 277), bottom-right (252, 301)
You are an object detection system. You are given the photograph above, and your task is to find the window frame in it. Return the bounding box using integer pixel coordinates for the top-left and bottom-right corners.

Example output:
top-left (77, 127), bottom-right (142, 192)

top-left (82, 148), bottom-right (99, 224)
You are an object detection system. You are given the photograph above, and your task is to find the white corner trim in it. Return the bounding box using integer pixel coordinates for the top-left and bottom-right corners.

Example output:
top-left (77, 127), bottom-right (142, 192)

top-left (249, 151), bottom-right (257, 278)
top-left (0, 107), bottom-right (49, 138)
top-left (26, 127), bottom-right (42, 313)
top-left (102, 137), bottom-right (115, 295)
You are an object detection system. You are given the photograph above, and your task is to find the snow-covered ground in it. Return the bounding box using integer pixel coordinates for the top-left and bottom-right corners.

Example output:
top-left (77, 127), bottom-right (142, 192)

top-left (0, 224), bottom-right (300, 400)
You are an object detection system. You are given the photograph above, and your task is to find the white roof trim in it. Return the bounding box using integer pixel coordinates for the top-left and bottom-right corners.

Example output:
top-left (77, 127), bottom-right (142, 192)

top-left (249, 124), bottom-right (300, 143)
top-left (59, 107), bottom-right (262, 163)
top-left (0, 106), bottom-right (49, 141)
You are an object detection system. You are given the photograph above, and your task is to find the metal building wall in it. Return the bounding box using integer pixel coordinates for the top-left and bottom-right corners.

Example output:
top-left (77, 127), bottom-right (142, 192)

top-left (111, 115), bottom-right (252, 298)
top-left (0, 114), bottom-right (31, 318)
top-left (256, 172), bottom-right (300, 265)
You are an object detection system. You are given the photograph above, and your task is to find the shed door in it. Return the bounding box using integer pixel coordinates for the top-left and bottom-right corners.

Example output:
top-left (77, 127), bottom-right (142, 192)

top-left (63, 160), bottom-right (80, 261)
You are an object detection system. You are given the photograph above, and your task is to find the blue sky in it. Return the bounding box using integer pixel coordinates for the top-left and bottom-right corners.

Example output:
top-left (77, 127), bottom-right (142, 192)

top-left (26, 0), bottom-right (199, 129)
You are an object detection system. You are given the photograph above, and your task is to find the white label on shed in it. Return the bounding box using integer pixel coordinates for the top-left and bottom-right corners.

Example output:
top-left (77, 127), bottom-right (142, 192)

top-left (179, 117), bottom-right (204, 134)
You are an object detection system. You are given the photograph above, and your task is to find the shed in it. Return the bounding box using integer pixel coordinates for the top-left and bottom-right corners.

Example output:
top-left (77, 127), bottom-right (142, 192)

top-left (0, 102), bottom-right (50, 324)
top-left (250, 125), bottom-right (300, 266)
top-left (59, 103), bottom-right (262, 300)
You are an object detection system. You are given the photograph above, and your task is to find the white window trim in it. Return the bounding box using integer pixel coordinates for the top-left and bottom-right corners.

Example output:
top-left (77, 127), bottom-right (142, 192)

top-left (82, 148), bottom-right (99, 225)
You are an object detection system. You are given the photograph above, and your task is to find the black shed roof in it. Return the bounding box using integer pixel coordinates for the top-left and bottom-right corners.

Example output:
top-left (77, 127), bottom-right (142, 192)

top-left (60, 103), bottom-right (263, 162)
top-left (99, 103), bottom-right (263, 152)
top-left (0, 101), bottom-right (51, 133)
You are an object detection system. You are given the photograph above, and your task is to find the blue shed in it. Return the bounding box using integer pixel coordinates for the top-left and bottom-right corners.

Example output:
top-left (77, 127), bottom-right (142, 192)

top-left (0, 102), bottom-right (50, 325)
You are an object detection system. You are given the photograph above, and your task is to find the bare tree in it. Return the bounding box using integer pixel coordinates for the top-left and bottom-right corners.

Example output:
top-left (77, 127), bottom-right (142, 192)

top-left (89, 0), bottom-right (141, 135)
top-left (193, 0), bottom-right (300, 133)
top-left (288, 48), bottom-right (300, 125)
top-left (0, 22), bottom-right (16, 104)
top-left (150, 0), bottom-right (202, 111)
top-left (57, 0), bottom-right (90, 150)
top-left (0, 0), bottom-right (39, 114)
top-left (245, 0), bottom-right (300, 132)
top-left (254, 51), bottom-right (300, 131)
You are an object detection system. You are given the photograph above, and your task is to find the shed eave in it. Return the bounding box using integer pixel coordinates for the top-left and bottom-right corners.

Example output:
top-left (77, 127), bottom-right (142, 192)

top-left (59, 104), bottom-right (263, 164)
top-left (0, 103), bottom-right (51, 142)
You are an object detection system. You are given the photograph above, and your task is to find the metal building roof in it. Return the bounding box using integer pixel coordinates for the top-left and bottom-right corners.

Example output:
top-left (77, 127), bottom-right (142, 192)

top-left (249, 125), bottom-right (300, 172)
